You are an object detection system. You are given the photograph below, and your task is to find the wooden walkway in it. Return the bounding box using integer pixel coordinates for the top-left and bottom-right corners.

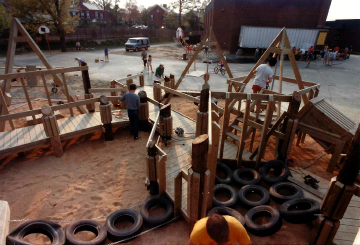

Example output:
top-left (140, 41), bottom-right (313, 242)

top-left (0, 112), bottom-right (129, 157)
top-left (290, 167), bottom-right (360, 245)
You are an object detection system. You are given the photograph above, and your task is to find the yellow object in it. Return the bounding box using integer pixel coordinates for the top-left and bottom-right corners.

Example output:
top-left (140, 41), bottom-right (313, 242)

top-left (316, 32), bottom-right (328, 45)
top-left (190, 216), bottom-right (250, 245)
top-left (295, 50), bottom-right (299, 55)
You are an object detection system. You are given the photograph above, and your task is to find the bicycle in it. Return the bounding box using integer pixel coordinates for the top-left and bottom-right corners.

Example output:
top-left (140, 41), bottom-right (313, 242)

top-left (214, 63), bottom-right (226, 75)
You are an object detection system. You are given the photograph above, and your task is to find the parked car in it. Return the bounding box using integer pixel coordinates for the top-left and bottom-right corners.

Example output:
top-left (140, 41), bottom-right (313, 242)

top-left (125, 37), bottom-right (150, 52)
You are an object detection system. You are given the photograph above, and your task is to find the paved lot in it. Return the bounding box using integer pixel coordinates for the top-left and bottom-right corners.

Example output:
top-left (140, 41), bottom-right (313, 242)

top-left (0, 44), bottom-right (359, 123)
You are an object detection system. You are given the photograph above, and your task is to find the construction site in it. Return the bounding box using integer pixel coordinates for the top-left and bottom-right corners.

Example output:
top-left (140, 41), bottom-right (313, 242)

top-left (0, 18), bottom-right (359, 245)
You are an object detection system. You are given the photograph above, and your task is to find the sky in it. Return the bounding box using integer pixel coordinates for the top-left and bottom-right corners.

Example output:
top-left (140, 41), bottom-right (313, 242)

top-left (120, 0), bottom-right (360, 21)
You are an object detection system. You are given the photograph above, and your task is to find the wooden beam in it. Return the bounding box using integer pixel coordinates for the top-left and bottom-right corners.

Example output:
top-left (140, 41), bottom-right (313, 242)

top-left (61, 73), bottom-right (74, 117)
top-left (13, 36), bottom-right (29, 43)
top-left (237, 95), bottom-right (251, 167)
top-left (19, 77), bottom-right (36, 122)
top-left (0, 89), bottom-right (15, 130)
top-left (211, 31), bottom-right (233, 78)
top-left (274, 76), bottom-right (318, 87)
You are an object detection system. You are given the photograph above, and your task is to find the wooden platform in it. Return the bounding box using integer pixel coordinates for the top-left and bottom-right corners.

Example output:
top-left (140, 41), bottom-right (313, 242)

top-left (290, 167), bottom-right (360, 245)
top-left (0, 111), bottom-right (129, 158)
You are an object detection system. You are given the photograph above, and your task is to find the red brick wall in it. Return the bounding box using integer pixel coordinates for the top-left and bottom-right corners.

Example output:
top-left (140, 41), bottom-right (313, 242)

top-left (206, 0), bottom-right (331, 53)
top-left (147, 6), bottom-right (166, 28)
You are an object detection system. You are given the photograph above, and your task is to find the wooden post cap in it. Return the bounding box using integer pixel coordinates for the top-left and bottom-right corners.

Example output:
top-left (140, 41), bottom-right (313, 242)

top-left (193, 134), bottom-right (209, 146)
top-left (41, 105), bottom-right (52, 115)
top-left (165, 76), bottom-right (170, 82)
top-left (138, 91), bottom-right (147, 99)
top-left (127, 74), bottom-right (132, 77)
top-left (100, 95), bottom-right (108, 105)
top-left (170, 74), bottom-right (175, 79)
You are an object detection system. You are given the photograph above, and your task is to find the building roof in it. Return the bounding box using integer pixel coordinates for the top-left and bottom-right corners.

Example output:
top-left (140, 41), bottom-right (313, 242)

top-left (148, 4), bottom-right (169, 13)
top-left (82, 2), bottom-right (102, 11)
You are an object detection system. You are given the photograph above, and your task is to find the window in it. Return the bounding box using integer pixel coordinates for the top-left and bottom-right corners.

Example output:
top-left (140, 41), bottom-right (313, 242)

top-left (157, 9), bottom-right (159, 13)
top-left (72, 12), bottom-right (76, 17)
top-left (95, 12), bottom-right (98, 19)
top-left (86, 12), bottom-right (90, 19)
top-left (80, 12), bottom-right (84, 18)
top-left (162, 15), bottom-right (165, 20)
top-left (100, 13), bottom-right (103, 19)
top-left (150, 15), bottom-right (154, 20)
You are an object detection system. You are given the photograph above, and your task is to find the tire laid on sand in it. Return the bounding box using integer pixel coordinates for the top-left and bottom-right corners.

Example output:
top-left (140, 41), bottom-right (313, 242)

top-left (207, 207), bottom-right (245, 226)
top-left (238, 185), bottom-right (270, 208)
top-left (245, 205), bottom-right (282, 236)
top-left (6, 219), bottom-right (65, 245)
top-left (280, 198), bottom-right (320, 224)
top-left (140, 196), bottom-right (173, 227)
top-left (213, 184), bottom-right (238, 207)
top-left (66, 220), bottom-right (107, 245)
top-left (233, 168), bottom-right (261, 186)
top-left (215, 162), bottom-right (233, 185)
top-left (105, 209), bottom-right (143, 241)
top-left (261, 160), bottom-right (290, 184)
top-left (269, 182), bottom-right (304, 203)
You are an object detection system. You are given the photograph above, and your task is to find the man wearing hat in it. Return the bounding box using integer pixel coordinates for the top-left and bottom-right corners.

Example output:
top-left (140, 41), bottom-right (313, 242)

top-left (155, 63), bottom-right (165, 79)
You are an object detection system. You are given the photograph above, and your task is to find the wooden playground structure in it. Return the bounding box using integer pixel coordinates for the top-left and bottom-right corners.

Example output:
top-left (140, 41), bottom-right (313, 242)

top-left (1, 20), bottom-right (359, 244)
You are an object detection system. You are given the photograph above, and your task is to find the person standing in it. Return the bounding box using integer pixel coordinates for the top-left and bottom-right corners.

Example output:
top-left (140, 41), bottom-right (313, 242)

top-left (141, 50), bottom-right (147, 70)
top-left (330, 49), bottom-right (338, 66)
top-left (348, 45), bottom-right (353, 59)
top-left (188, 213), bottom-right (251, 245)
top-left (252, 57), bottom-right (277, 93)
top-left (323, 48), bottom-right (330, 65)
top-left (104, 47), bottom-right (109, 62)
top-left (300, 48), bottom-right (305, 61)
top-left (76, 41), bottom-right (80, 50)
top-left (119, 84), bottom-right (141, 140)
top-left (254, 47), bottom-right (260, 61)
top-left (344, 47), bottom-right (349, 60)
top-left (147, 55), bottom-right (153, 73)
top-left (306, 46), bottom-right (314, 68)
top-left (155, 63), bottom-right (165, 79)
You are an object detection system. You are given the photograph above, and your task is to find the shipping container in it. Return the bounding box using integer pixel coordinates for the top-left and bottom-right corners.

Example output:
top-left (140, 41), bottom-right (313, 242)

top-left (238, 26), bottom-right (328, 50)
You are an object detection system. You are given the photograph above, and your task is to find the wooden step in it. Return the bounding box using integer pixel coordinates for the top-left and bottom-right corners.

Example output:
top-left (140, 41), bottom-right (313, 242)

top-left (226, 132), bottom-right (240, 141)
top-left (231, 125), bottom-right (242, 131)
top-left (236, 117), bottom-right (243, 123)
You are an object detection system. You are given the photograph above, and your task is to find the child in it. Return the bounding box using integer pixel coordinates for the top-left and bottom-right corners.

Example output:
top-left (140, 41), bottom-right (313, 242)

top-left (323, 48), bottom-right (329, 65)
top-left (104, 47), bottom-right (109, 62)
top-left (147, 55), bottom-right (153, 73)
top-left (330, 50), bottom-right (338, 66)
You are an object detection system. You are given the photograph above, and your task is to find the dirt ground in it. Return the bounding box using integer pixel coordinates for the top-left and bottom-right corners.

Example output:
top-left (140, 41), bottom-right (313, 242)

top-left (1, 95), bottom-right (338, 244)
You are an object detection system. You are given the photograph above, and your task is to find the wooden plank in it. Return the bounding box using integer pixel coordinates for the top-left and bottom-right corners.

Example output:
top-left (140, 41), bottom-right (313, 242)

top-left (61, 73), bottom-right (74, 117)
top-left (41, 75), bottom-right (52, 106)
top-left (0, 89), bottom-right (15, 130)
top-left (237, 96), bottom-right (251, 166)
top-left (288, 176), bottom-right (325, 199)
top-left (309, 216), bottom-right (325, 244)
top-left (19, 77), bottom-right (36, 122)
top-left (316, 219), bottom-right (333, 245)
top-left (332, 185), bottom-right (356, 220)
top-left (157, 155), bottom-right (167, 195)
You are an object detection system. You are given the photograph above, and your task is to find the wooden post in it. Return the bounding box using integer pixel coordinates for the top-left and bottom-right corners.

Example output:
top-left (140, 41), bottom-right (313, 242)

top-left (156, 153), bottom-right (167, 195)
top-left (82, 66), bottom-right (94, 112)
top-left (61, 73), bottom-right (74, 117)
top-left (188, 135), bottom-right (209, 226)
top-left (169, 74), bottom-right (175, 89)
top-left (84, 93), bottom-right (95, 113)
top-left (310, 124), bottom-right (360, 245)
top-left (0, 89), bottom-right (15, 130)
top-left (153, 80), bottom-right (162, 102)
top-left (160, 104), bottom-right (172, 140)
top-left (138, 91), bottom-right (150, 131)
top-left (99, 95), bottom-right (113, 141)
top-left (164, 76), bottom-right (171, 98)
top-left (126, 74), bottom-right (133, 90)
top-left (139, 73), bottom-right (144, 87)
top-left (174, 171), bottom-right (182, 217)
top-left (41, 105), bottom-right (63, 157)
top-left (19, 77), bottom-right (36, 122)
top-left (196, 84), bottom-right (209, 137)
top-left (110, 80), bottom-right (119, 106)
top-left (147, 142), bottom-right (159, 195)
top-left (41, 75), bottom-right (52, 106)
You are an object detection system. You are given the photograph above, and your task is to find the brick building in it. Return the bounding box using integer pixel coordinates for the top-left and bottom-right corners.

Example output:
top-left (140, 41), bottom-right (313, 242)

top-left (325, 19), bottom-right (360, 53)
top-left (70, 0), bottom-right (110, 25)
top-left (147, 4), bottom-right (168, 28)
top-left (205, 0), bottom-right (332, 53)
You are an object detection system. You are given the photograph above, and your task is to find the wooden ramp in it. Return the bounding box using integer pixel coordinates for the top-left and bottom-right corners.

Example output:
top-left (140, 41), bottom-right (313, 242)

top-left (0, 112), bottom-right (129, 158)
top-left (290, 167), bottom-right (360, 245)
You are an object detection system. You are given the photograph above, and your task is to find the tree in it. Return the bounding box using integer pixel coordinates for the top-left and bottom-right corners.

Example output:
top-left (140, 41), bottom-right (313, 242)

top-left (164, 11), bottom-right (178, 29)
top-left (125, 0), bottom-right (140, 24)
top-left (170, 0), bottom-right (201, 27)
top-left (91, 0), bottom-right (112, 11)
top-left (0, 6), bottom-right (10, 31)
top-left (9, 0), bottom-right (79, 52)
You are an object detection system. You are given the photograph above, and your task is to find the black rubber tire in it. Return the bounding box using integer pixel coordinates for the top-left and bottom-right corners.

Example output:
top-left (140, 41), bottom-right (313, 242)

top-left (207, 207), bottom-right (245, 226)
top-left (280, 198), bottom-right (320, 224)
top-left (233, 168), bottom-right (261, 186)
top-left (51, 87), bottom-right (58, 94)
top-left (261, 160), bottom-right (290, 184)
top-left (140, 195), bottom-right (173, 226)
top-left (221, 69), bottom-right (226, 75)
top-left (194, 96), bottom-right (218, 106)
top-left (245, 205), bottom-right (282, 236)
top-left (6, 219), bottom-right (65, 245)
top-left (66, 220), bottom-right (107, 245)
top-left (135, 47), bottom-right (139, 52)
top-left (214, 67), bottom-right (219, 74)
top-left (269, 182), bottom-right (304, 203)
top-left (105, 209), bottom-right (143, 241)
top-left (215, 162), bottom-right (233, 185)
top-left (213, 184), bottom-right (238, 207)
top-left (238, 185), bottom-right (270, 208)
